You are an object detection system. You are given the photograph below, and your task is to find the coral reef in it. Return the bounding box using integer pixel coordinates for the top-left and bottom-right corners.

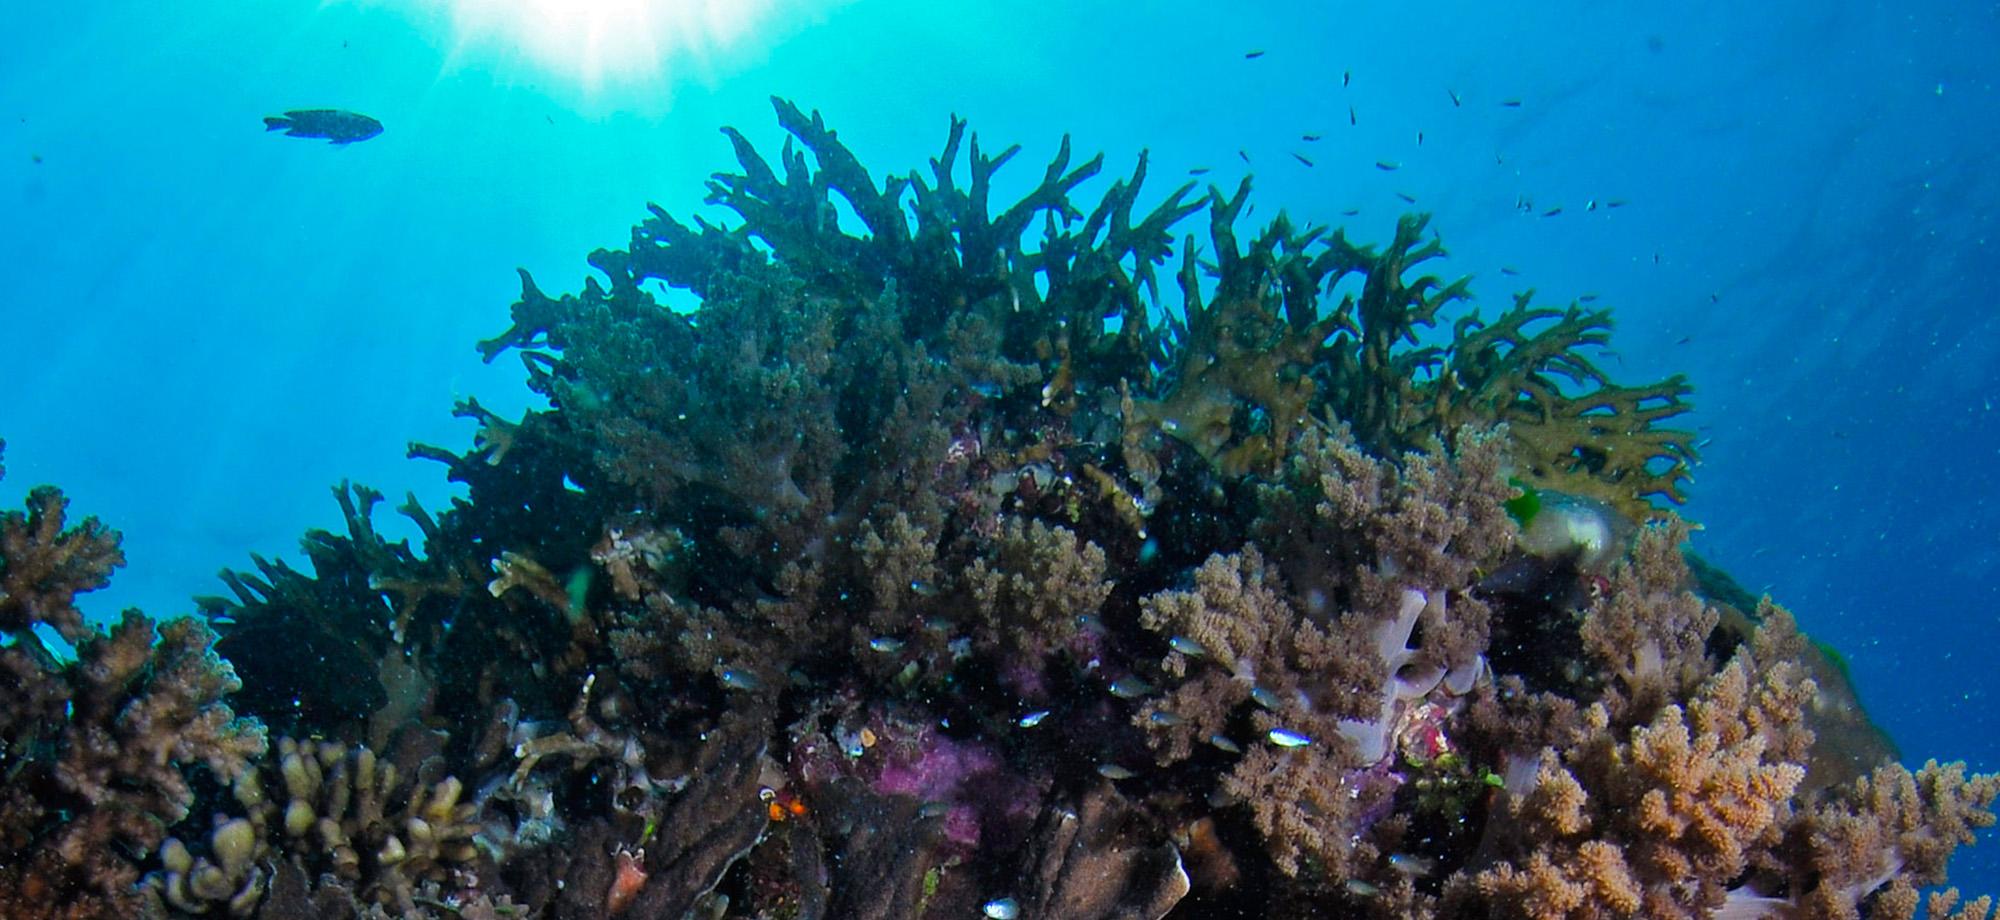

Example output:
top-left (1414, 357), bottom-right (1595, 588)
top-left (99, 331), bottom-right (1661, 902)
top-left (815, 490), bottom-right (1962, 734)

top-left (1, 100), bottom-right (1993, 919)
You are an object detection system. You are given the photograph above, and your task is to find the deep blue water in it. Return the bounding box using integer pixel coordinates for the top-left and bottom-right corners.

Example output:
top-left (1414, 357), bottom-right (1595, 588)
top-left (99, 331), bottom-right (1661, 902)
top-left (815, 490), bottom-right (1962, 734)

top-left (5, 0), bottom-right (1997, 900)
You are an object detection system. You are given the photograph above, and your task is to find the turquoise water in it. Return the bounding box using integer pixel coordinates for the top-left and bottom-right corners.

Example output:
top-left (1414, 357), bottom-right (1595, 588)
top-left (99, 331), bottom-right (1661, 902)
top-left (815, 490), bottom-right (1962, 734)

top-left (5, 0), bottom-right (1996, 911)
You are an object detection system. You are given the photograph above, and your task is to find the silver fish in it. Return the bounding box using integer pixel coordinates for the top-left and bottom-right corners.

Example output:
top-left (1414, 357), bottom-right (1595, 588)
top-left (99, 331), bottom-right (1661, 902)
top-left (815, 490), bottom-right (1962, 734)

top-left (1268, 728), bottom-right (1312, 748)
top-left (1109, 676), bottom-right (1154, 699)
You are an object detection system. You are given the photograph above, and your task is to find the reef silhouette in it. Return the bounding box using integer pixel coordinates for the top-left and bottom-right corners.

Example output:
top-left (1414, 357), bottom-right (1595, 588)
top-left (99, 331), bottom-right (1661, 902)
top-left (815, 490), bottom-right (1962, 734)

top-left (2, 98), bottom-right (1994, 920)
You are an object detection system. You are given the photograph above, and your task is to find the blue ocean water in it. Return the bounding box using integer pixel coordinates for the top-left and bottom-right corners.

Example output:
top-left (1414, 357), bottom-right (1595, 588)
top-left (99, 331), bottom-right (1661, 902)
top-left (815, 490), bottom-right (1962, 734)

top-left (3, 0), bottom-right (1995, 904)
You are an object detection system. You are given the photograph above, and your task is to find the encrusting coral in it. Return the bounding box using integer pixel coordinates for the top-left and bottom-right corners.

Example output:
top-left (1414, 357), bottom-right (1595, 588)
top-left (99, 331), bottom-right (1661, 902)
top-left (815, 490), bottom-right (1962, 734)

top-left (2, 100), bottom-right (1994, 919)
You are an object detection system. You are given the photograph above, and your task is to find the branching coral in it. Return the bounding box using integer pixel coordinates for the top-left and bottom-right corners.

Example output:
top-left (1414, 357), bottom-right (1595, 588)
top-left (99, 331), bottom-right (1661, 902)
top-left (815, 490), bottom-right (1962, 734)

top-left (0, 452), bottom-right (267, 917)
top-left (0, 444), bottom-right (124, 647)
top-left (7, 102), bottom-right (1991, 920)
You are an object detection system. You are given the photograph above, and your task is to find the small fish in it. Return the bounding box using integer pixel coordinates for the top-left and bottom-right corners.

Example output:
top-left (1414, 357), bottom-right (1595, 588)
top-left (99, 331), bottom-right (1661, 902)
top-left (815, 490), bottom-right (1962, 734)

top-left (1210, 734), bottom-right (1243, 754)
top-left (1448, 88), bottom-right (1462, 107)
top-left (1542, 206), bottom-right (1563, 217)
top-left (1696, 437), bottom-right (1715, 449)
top-left (1375, 160), bottom-right (1400, 171)
top-left (1097, 763), bottom-right (1138, 780)
top-left (1168, 635), bottom-right (1209, 657)
top-left (1340, 208), bottom-right (1361, 216)
top-left (1268, 728), bottom-right (1313, 748)
top-left (1109, 676), bottom-right (1155, 699)
top-left (983, 898), bottom-right (1021, 920)
top-left (868, 636), bottom-right (905, 653)
top-left (1245, 49), bottom-right (1266, 59)
top-left (1388, 852), bottom-right (1437, 876)
top-left (1500, 98), bottom-right (1522, 107)
top-left (719, 669), bottom-right (761, 692)
top-left (1343, 70), bottom-right (1351, 87)
top-left (908, 578), bottom-right (939, 597)
top-left (1579, 293), bottom-right (1599, 303)
top-left (1349, 105), bottom-right (1357, 125)
top-left (262, 109), bottom-right (383, 145)
top-left (1302, 133), bottom-right (1321, 142)
top-left (1018, 710), bottom-right (1051, 728)
top-left (1675, 336), bottom-right (1692, 345)
top-left (1238, 149), bottom-right (1251, 163)
top-left (1249, 686), bottom-right (1282, 710)
top-left (1654, 252), bottom-right (1662, 264)
top-left (1606, 199), bottom-right (1628, 208)
top-left (1345, 879), bottom-right (1381, 898)
top-left (1396, 191), bottom-right (1418, 204)
top-left (1586, 199), bottom-right (1598, 211)
top-left (1188, 166), bottom-right (1211, 175)
top-left (1709, 292), bottom-right (1720, 303)
top-left (545, 114), bottom-right (554, 125)
top-left (1149, 711), bottom-right (1183, 726)
top-left (1500, 266), bottom-right (1520, 276)
top-left (1417, 131), bottom-right (1424, 146)
top-left (917, 801), bottom-right (953, 819)
top-left (1291, 152), bottom-right (1315, 167)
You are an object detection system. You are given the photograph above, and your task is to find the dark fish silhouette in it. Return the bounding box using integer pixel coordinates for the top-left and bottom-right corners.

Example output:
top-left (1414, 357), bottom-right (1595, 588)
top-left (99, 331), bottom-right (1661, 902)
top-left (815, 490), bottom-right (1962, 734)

top-left (263, 109), bottom-right (382, 145)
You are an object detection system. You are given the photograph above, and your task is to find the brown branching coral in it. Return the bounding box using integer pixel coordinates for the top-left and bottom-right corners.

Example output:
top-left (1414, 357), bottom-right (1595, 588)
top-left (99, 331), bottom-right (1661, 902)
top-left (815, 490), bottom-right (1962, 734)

top-left (1780, 760), bottom-right (2000, 920)
top-left (1576, 518), bottom-right (1719, 721)
top-left (1450, 598), bottom-right (1924, 920)
top-left (1138, 547), bottom-right (1335, 764)
top-left (966, 517), bottom-right (1112, 666)
top-left (0, 454), bottom-right (125, 646)
top-left (0, 460), bottom-right (267, 916)
top-left (1425, 295), bottom-right (1697, 517)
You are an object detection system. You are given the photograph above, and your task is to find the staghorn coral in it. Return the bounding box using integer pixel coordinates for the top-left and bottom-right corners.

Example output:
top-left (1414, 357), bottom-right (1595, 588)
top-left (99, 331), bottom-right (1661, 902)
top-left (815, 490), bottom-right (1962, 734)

top-left (1423, 295), bottom-right (1696, 518)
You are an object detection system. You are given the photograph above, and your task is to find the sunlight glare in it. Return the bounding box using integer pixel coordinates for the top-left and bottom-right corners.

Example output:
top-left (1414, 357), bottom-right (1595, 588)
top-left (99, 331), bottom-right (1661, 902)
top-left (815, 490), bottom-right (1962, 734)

top-left (433, 0), bottom-right (791, 98)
